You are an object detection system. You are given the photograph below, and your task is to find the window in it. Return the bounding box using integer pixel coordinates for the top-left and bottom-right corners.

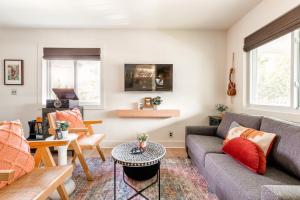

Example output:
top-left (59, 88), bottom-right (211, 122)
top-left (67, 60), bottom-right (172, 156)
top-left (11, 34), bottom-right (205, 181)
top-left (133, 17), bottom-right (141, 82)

top-left (46, 59), bottom-right (101, 106)
top-left (42, 48), bottom-right (102, 107)
top-left (249, 29), bottom-right (300, 108)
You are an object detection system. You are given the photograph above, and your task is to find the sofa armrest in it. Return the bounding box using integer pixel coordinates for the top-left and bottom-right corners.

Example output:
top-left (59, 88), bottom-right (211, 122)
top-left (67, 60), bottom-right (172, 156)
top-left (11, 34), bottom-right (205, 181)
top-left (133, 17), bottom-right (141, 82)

top-left (261, 185), bottom-right (300, 200)
top-left (185, 126), bottom-right (218, 155)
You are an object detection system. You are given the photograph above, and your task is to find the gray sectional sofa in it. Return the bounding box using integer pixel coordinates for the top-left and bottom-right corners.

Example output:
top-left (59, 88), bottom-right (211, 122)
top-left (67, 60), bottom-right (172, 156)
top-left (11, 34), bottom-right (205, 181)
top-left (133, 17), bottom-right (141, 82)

top-left (185, 112), bottom-right (300, 200)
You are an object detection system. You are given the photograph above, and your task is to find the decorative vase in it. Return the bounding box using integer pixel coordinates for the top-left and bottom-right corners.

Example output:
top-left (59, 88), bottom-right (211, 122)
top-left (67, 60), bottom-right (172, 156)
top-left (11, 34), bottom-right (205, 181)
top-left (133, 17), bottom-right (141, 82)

top-left (218, 112), bottom-right (224, 118)
top-left (61, 130), bottom-right (68, 139)
top-left (139, 141), bottom-right (147, 149)
top-left (137, 102), bottom-right (143, 110)
top-left (153, 105), bottom-right (158, 110)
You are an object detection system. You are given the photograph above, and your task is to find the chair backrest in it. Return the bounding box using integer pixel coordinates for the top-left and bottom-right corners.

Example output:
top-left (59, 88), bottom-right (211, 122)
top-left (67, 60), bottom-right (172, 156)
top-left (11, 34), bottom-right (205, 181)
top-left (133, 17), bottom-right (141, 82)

top-left (216, 112), bottom-right (263, 138)
top-left (47, 112), bottom-right (57, 135)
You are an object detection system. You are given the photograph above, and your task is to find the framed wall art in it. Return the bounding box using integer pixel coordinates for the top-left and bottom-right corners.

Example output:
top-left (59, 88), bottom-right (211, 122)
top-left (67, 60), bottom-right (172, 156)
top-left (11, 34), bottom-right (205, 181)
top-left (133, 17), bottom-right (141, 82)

top-left (4, 59), bottom-right (24, 85)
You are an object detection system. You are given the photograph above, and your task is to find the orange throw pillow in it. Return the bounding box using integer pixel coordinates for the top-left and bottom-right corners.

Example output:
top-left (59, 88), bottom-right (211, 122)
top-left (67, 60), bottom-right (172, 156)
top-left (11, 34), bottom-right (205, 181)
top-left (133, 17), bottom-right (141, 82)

top-left (0, 120), bottom-right (35, 188)
top-left (56, 109), bottom-right (85, 136)
top-left (224, 123), bottom-right (276, 156)
top-left (223, 137), bottom-right (266, 174)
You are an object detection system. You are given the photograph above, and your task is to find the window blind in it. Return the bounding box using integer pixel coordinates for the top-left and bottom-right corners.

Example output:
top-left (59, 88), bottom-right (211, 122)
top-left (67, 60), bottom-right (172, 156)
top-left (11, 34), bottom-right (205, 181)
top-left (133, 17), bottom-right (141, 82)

top-left (43, 48), bottom-right (100, 60)
top-left (244, 5), bottom-right (300, 52)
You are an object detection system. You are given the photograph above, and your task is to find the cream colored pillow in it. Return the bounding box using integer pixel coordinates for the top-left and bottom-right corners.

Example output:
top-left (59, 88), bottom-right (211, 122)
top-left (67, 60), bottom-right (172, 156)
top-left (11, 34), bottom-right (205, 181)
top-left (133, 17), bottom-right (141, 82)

top-left (224, 122), bottom-right (276, 156)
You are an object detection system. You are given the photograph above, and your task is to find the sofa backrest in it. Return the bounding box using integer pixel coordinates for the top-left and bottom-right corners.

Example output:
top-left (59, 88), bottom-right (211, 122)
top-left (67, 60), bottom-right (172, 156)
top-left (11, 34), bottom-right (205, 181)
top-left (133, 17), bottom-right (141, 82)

top-left (260, 117), bottom-right (300, 179)
top-left (216, 112), bottom-right (263, 138)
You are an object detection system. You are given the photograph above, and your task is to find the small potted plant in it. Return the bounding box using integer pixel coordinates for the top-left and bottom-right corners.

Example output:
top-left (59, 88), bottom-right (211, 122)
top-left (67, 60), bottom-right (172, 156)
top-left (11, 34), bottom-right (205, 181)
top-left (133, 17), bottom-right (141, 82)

top-left (137, 133), bottom-right (149, 150)
top-left (59, 121), bottom-right (69, 139)
top-left (215, 104), bottom-right (228, 117)
top-left (152, 96), bottom-right (162, 110)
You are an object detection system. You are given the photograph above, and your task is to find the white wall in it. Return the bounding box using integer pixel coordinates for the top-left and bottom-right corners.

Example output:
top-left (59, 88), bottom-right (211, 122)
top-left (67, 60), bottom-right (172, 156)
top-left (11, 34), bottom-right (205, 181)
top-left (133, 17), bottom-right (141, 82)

top-left (226, 0), bottom-right (300, 122)
top-left (0, 29), bottom-right (227, 147)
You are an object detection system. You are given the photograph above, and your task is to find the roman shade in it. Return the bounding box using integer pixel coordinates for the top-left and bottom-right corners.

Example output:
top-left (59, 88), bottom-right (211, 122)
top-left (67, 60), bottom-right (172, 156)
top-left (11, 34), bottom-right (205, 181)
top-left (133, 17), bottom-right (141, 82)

top-left (244, 5), bottom-right (300, 52)
top-left (43, 48), bottom-right (100, 60)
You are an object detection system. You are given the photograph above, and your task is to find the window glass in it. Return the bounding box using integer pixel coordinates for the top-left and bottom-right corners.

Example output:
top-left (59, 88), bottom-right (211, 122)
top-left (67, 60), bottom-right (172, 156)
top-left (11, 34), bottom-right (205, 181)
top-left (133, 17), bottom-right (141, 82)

top-left (250, 33), bottom-right (292, 106)
top-left (46, 59), bottom-right (101, 105)
top-left (49, 60), bottom-right (74, 99)
top-left (77, 60), bottom-right (101, 105)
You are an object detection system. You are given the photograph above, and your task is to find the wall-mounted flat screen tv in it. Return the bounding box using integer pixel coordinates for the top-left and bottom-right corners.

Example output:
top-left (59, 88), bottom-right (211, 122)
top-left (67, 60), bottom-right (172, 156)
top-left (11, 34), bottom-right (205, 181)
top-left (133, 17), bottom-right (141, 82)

top-left (125, 64), bottom-right (173, 91)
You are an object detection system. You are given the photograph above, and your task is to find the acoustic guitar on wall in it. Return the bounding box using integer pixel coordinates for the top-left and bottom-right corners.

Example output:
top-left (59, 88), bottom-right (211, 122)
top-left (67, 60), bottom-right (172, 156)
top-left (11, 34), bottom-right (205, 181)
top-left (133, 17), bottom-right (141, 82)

top-left (227, 53), bottom-right (236, 96)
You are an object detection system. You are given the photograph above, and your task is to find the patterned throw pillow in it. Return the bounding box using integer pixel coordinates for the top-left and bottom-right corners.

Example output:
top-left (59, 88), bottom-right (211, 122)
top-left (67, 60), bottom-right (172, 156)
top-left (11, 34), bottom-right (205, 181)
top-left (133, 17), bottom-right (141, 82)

top-left (56, 108), bottom-right (85, 136)
top-left (0, 120), bottom-right (35, 188)
top-left (224, 122), bottom-right (276, 156)
top-left (223, 137), bottom-right (266, 174)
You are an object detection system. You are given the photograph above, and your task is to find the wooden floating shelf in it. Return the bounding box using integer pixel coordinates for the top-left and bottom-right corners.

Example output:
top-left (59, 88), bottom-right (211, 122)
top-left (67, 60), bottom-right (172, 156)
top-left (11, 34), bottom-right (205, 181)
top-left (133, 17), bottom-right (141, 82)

top-left (116, 109), bottom-right (180, 118)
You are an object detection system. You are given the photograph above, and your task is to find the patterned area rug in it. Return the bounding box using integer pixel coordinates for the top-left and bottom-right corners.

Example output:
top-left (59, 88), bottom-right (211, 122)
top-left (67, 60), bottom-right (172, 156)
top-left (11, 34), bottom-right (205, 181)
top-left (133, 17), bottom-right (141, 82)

top-left (70, 157), bottom-right (218, 200)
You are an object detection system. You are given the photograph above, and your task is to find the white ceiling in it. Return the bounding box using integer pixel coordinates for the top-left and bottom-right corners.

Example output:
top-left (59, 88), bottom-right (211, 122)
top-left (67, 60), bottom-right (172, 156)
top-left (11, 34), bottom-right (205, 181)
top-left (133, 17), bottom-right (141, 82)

top-left (0, 0), bottom-right (262, 29)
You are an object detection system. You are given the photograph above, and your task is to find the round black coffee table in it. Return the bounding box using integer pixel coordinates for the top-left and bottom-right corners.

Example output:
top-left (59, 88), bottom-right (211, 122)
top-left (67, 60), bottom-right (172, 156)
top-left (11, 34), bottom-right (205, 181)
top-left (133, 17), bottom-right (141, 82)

top-left (112, 141), bottom-right (166, 200)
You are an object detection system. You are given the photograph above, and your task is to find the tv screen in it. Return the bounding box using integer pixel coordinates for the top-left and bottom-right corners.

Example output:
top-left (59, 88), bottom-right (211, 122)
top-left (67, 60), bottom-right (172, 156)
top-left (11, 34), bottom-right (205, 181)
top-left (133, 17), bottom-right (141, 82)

top-left (125, 64), bottom-right (173, 91)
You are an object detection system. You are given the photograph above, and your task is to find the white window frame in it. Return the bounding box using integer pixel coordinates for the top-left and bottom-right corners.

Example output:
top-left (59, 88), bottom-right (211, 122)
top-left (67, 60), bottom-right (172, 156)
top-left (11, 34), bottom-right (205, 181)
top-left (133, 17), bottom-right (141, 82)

top-left (247, 30), bottom-right (300, 112)
top-left (37, 45), bottom-right (104, 110)
top-left (43, 60), bottom-right (103, 110)
top-left (294, 29), bottom-right (300, 109)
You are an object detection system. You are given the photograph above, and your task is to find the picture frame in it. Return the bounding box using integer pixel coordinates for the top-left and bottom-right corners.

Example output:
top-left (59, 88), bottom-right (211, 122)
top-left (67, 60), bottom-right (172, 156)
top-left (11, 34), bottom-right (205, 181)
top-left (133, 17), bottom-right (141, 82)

top-left (4, 59), bottom-right (24, 85)
top-left (144, 97), bottom-right (153, 108)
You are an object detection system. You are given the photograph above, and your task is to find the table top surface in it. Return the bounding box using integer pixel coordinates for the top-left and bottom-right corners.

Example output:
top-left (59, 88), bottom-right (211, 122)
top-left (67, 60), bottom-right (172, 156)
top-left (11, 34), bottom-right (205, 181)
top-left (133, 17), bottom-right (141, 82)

top-left (112, 141), bottom-right (166, 167)
top-left (46, 133), bottom-right (78, 145)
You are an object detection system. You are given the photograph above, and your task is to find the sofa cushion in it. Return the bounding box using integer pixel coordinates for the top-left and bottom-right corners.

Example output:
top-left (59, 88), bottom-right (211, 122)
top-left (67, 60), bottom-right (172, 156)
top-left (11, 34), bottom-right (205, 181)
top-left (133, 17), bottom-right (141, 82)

top-left (186, 135), bottom-right (223, 166)
top-left (260, 117), bottom-right (300, 179)
top-left (217, 112), bottom-right (263, 139)
top-left (0, 120), bottom-right (35, 189)
top-left (56, 108), bottom-right (85, 136)
top-left (204, 154), bottom-right (300, 200)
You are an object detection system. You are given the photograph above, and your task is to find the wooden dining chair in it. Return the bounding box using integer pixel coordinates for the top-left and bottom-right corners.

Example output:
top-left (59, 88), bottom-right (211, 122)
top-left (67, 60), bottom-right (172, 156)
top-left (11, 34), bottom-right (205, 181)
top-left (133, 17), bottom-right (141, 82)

top-left (47, 111), bottom-right (106, 181)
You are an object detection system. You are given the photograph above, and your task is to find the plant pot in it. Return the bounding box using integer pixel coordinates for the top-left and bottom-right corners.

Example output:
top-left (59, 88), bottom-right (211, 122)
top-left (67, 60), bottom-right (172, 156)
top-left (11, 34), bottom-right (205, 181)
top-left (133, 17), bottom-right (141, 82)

top-left (139, 141), bottom-right (147, 149)
top-left (218, 112), bottom-right (224, 118)
top-left (153, 105), bottom-right (158, 110)
top-left (61, 131), bottom-right (68, 139)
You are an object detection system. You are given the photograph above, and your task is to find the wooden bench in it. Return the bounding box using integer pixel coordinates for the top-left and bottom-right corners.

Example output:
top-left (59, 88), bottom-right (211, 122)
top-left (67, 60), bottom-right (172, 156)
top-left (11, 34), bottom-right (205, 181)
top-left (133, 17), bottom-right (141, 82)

top-left (0, 140), bottom-right (73, 200)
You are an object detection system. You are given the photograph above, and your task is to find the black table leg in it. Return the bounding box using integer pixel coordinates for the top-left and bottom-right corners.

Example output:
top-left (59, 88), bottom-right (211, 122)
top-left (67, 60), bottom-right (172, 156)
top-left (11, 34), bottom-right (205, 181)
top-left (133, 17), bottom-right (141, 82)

top-left (114, 160), bottom-right (116, 200)
top-left (158, 161), bottom-right (161, 200)
top-left (122, 162), bottom-right (161, 200)
top-left (114, 160), bottom-right (162, 200)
